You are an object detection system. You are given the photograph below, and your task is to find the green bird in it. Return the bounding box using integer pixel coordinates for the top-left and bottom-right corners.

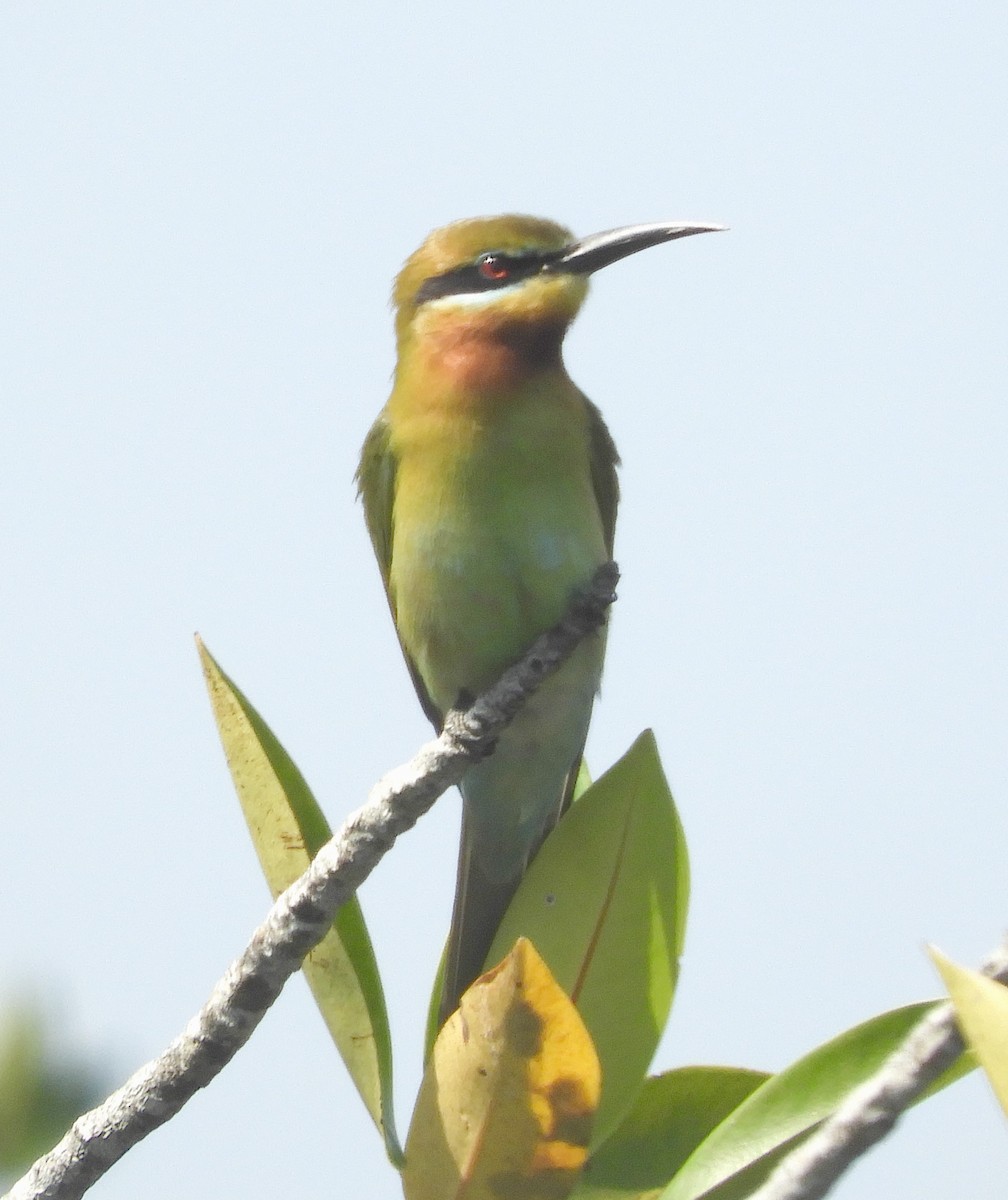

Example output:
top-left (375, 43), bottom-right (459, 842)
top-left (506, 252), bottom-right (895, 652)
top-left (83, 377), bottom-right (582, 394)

top-left (357, 214), bottom-right (721, 1024)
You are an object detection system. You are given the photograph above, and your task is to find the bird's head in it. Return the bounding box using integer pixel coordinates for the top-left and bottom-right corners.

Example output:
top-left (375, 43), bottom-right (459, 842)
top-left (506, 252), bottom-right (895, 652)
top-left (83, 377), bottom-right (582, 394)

top-left (391, 214), bottom-right (724, 387)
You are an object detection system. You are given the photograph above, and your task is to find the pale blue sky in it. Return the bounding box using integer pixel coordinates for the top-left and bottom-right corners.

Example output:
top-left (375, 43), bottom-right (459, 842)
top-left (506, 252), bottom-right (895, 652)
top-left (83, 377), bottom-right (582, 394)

top-left (2, 3), bottom-right (1006, 1197)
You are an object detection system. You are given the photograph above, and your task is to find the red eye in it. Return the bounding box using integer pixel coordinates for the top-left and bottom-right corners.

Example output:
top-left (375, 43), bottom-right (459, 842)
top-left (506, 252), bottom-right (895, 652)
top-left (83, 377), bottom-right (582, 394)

top-left (477, 253), bottom-right (510, 281)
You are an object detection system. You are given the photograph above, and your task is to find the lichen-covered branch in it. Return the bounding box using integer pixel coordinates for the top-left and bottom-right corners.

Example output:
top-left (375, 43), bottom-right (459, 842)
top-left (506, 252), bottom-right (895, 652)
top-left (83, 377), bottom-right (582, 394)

top-left (3, 562), bottom-right (619, 1200)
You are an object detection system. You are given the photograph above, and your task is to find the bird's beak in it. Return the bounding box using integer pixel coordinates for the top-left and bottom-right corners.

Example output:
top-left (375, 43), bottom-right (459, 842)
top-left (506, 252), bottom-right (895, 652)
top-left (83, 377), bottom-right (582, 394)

top-left (547, 221), bottom-right (726, 276)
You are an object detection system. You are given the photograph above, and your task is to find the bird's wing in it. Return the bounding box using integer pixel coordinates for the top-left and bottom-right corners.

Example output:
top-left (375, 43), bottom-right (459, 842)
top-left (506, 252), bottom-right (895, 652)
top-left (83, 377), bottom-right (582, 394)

top-left (356, 415), bottom-right (444, 729)
top-left (584, 396), bottom-right (620, 557)
top-left (546, 395), bottom-right (621, 830)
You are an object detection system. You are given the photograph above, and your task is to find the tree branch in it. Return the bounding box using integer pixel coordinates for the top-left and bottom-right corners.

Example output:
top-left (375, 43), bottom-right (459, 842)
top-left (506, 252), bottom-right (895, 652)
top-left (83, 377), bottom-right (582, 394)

top-left (747, 938), bottom-right (1008, 1200)
top-left (3, 562), bottom-right (619, 1200)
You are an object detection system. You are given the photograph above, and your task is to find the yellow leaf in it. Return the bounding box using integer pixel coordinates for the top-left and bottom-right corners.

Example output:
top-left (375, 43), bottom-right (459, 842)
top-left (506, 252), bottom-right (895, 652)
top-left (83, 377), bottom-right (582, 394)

top-left (403, 938), bottom-right (601, 1200)
top-left (930, 946), bottom-right (1008, 1117)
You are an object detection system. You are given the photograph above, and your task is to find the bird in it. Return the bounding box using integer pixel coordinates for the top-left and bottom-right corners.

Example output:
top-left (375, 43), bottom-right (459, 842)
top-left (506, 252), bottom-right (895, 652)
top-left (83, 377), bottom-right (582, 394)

top-left (356, 214), bottom-right (722, 1025)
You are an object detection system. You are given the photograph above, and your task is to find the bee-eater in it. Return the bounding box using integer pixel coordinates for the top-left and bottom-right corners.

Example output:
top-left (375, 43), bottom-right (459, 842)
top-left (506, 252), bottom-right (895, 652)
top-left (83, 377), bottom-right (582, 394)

top-left (357, 214), bottom-right (722, 1024)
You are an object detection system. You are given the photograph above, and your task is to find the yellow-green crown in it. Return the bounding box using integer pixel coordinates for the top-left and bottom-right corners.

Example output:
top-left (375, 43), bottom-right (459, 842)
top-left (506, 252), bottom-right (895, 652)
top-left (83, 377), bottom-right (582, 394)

top-left (393, 215), bottom-right (580, 342)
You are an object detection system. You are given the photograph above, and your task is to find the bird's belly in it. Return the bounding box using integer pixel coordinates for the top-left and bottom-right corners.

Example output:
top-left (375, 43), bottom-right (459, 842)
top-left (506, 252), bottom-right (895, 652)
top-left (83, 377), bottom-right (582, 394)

top-left (398, 517), bottom-right (608, 867)
top-left (460, 636), bottom-right (603, 865)
top-left (391, 513), bottom-right (605, 715)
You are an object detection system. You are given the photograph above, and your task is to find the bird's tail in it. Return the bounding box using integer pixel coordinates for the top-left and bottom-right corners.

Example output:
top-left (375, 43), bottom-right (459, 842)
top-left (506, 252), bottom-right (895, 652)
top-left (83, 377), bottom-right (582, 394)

top-left (439, 803), bottom-right (530, 1028)
top-left (436, 643), bottom-right (600, 1028)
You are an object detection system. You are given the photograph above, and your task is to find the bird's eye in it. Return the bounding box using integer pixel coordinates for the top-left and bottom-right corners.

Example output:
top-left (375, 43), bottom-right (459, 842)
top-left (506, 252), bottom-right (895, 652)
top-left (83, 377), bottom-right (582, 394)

top-left (477, 253), bottom-right (510, 282)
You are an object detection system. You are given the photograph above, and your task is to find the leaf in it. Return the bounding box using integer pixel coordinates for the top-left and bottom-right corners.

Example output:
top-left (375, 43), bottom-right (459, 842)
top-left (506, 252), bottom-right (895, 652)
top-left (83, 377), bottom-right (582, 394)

top-left (0, 1004), bottom-right (107, 1177)
top-left (930, 947), bottom-right (1008, 1116)
top-left (571, 759), bottom-right (593, 803)
top-left (403, 938), bottom-right (601, 1200)
top-left (573, 1067), bottom-right (769, 1200)
top-left (488, 731), bottom-right (689, 1147)
top-left (424, 946), bottom-right (448, 1065)
top-left (660, 1001), bottom-right (970, 1200)
top-left (198, 638), bottom-right (401, 1163)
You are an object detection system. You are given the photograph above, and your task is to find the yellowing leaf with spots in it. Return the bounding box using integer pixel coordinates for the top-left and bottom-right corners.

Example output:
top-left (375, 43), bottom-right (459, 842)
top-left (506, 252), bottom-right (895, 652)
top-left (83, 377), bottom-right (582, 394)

top-left (403, 938), bottom-right (601, 1200)
top-left (931, 947), bottom-right (1008, 1117)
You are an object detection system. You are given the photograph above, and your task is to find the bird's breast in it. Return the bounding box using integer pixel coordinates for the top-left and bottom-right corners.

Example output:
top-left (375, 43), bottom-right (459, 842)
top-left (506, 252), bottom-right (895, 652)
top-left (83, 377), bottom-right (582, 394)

top-left (387, 388), bottom-right (607, 713)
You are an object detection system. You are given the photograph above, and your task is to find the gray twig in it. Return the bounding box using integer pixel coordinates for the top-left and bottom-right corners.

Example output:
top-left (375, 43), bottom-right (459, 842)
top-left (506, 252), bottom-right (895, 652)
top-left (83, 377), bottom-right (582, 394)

top-left (747, 938), bottom-right (1008, 1200)
top-left (3, 562), bottom-right (619, 1200)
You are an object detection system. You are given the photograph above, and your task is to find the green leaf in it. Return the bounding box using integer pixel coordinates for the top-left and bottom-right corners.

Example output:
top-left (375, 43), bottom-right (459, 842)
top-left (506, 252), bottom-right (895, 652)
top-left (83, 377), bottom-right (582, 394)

top-left (488, 730), bottom-right (689, 1147)
top-left (198, 638), bottom-right (402, 1164)
top-left (423, 945), bottom-right (447, 1064)
top-left (660, 1001), bottom-right (970, 1200)
top-left (0, 1004), bottom-right (107, 1179)
top-left (931, 947), bottom-right (1008, 1117)
top-left (571, 759), bottom-right (593, 803)
top-left (573, 1067), bottom-right (769, 1200)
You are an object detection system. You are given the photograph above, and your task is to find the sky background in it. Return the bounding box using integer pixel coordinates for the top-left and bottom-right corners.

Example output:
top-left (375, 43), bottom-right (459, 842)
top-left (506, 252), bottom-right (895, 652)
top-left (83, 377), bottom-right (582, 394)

top-left (2, 3), bottom-right (1006, 1197)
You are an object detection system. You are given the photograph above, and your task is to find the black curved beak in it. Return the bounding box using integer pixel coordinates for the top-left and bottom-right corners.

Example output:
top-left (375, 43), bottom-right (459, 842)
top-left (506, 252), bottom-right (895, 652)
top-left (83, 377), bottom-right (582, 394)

top-left (548, 221), bottom-right (726, 276)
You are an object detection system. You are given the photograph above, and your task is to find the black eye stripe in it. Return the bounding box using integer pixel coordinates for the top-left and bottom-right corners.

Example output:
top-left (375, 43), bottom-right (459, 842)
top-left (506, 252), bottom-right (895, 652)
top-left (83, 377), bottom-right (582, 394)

top-left (415, 250), bottom-right (559, 305)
